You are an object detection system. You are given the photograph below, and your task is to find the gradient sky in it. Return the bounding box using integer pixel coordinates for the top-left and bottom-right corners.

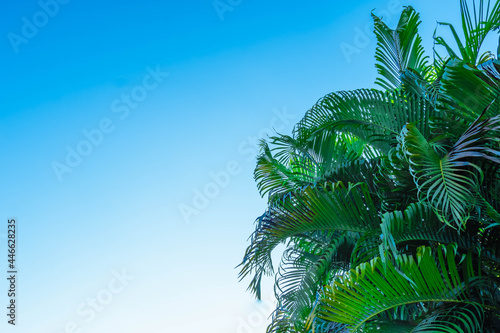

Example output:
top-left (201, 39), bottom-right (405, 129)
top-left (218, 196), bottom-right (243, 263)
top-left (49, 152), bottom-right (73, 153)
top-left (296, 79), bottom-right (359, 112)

top-left (0, 0), bottom-right (498, 332)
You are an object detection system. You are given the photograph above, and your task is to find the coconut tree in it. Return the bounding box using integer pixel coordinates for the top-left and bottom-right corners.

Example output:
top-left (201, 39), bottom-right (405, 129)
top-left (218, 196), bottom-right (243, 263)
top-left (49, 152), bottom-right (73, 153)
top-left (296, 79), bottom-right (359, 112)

top-left (239, 1), bottom-right (500, 332)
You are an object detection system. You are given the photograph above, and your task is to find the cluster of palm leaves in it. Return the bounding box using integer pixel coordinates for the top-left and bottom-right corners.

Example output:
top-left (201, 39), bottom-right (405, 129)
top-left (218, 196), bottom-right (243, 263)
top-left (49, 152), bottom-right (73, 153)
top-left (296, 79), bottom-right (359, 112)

top-left (238, 1), bottom-right (500, 332)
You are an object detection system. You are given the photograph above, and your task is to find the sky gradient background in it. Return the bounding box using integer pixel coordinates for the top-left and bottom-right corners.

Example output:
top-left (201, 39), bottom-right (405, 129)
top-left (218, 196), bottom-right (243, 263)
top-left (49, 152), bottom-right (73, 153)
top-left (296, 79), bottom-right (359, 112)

top-left (0, 0), bottom-right (498, 332)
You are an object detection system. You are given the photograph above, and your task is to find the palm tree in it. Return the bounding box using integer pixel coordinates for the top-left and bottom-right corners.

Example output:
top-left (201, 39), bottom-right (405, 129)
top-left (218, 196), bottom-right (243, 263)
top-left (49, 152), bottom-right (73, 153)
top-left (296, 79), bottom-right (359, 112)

top-left (238, 1), bottom-right (500, 332)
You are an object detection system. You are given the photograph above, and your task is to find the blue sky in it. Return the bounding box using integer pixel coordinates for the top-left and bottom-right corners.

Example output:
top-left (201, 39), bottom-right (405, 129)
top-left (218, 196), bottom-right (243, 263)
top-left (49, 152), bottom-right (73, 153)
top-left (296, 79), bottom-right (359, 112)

top-left (0, 0), bottom-right (498, 332)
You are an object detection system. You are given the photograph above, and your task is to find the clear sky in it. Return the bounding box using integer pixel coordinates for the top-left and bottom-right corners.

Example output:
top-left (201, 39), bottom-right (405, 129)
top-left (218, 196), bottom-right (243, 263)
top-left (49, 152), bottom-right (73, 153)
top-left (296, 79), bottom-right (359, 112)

top-left (0, 0), bottom-right (497, 332)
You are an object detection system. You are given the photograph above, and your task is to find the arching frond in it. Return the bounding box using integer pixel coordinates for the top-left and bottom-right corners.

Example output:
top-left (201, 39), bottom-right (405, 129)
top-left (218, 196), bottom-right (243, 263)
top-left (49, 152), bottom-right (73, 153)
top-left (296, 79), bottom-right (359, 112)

top-left (401, 113), bottom-right (500, 229)
top-left (293, 89), bottom-right (435, 154)
top-left (311, 245), bottom-right (494, 332)
top-left (373, 6), bottom-right (430, 90)
top-left (238, 182), bottom-right (379, 298)
top-left (434, 0), bottom-right (500, 65)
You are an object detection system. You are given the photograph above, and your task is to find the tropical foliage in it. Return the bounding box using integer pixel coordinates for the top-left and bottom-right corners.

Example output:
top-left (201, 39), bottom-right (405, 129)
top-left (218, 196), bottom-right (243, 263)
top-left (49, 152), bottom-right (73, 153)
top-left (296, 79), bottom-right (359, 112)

top-left (239, 1), bottom-right (500, 332)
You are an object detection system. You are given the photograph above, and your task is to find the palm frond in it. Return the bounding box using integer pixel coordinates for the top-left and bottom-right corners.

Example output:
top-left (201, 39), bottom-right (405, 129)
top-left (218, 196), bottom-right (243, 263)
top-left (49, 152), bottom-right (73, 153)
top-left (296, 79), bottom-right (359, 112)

top-left (380, 202), bottom-right (476, 253)
top-left (238, 181), bottom-right (379, 298)
top-left (438, 59), bottom-right (500, 123)
top-left (255, 131), bottom-right (365, 198)
top-left (401, 113), bottom-right (500, 229)
top-left (272, 233), bottom-right (353, 329)
top-left (373, 6), bottom-right (430, 90)
top-left (293, 89), bottom-right (435, 154)
top-left (434, 0), bottom-right (500, 64)
top-left (310, 245), bottom-right (493, 332)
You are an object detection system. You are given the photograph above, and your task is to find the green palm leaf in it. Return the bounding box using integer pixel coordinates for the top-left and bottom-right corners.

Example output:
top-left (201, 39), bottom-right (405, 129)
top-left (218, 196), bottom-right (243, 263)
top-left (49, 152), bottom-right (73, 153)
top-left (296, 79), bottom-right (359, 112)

top-left (372, 6), bottom-right (430, 90)
top-left (255, 131), bottom-right (364, 198)
top-left (311, 245), bottom-right (492, 332)
top-left (402, 124), bottom-right (476, 228)
top-left (356, 305), bottom-right (485, 332)
top-left (293, 89), bottom-right (435, 154)
top-left (438, 59), bottom-right (500, 123)
top-left (238, 181), bottom-right (379, 298)
top-left (268, 232), bottom-right (354, 332)
top-left (434, 0), bottom-right (500, 65)
top-left (380, 203), bottom-right (475, 252)
top-left (402, 114), bottom-right (500, 229)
